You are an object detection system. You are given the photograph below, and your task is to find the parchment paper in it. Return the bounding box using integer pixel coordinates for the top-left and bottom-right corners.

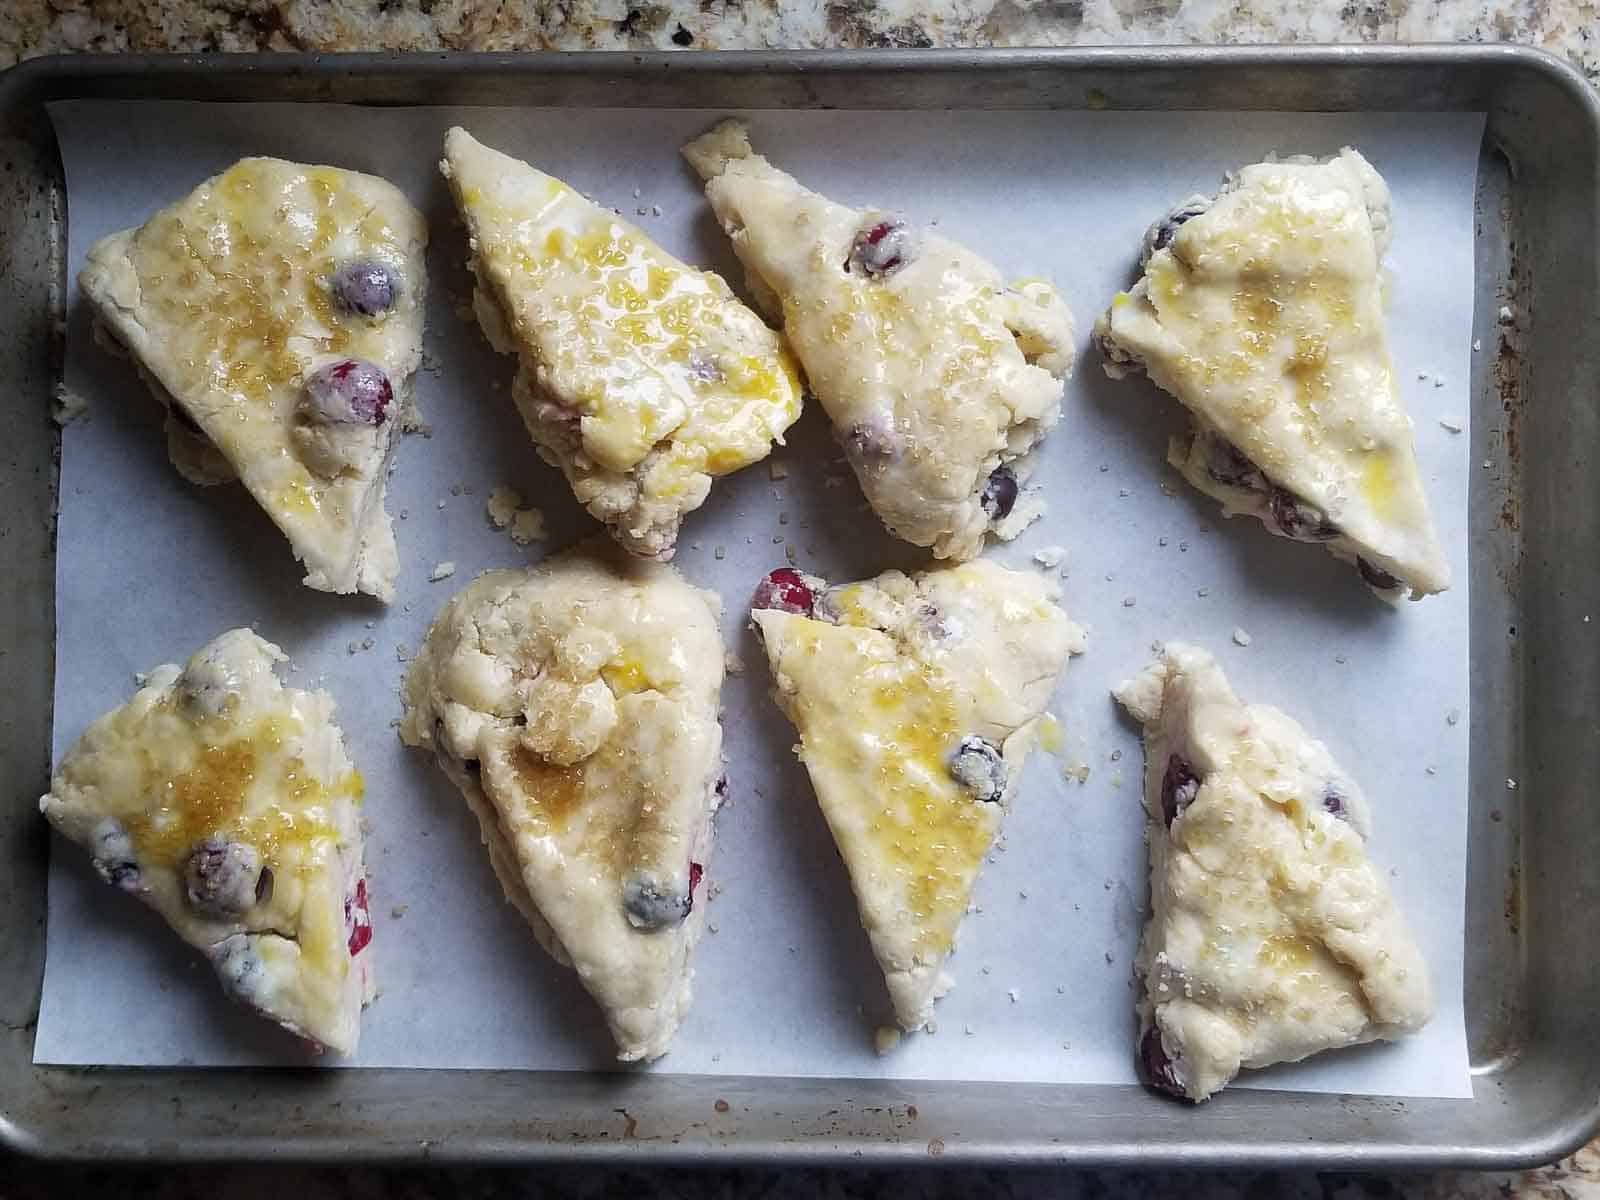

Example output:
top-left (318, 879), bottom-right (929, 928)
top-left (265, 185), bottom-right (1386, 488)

top-left (36, 100), bottom-right (1483, 1098)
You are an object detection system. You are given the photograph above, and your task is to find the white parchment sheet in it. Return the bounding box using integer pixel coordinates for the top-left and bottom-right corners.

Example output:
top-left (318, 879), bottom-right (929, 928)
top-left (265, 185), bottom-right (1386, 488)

top-left (37, 100), bottom-right (1482, 1098)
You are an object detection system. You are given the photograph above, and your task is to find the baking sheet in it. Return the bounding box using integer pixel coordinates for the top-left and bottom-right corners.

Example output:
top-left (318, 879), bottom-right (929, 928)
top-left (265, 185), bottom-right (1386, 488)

top-left (36, 100), bottom-right (1480, 1099)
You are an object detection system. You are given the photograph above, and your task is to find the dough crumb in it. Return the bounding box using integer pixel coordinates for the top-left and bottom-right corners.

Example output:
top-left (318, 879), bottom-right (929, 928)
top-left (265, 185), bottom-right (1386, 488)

top-left (1231, 627), bottom-right (1252, 647)
top-left (510, 508), bottom-right (547, 545)
top-left (429, 561), bottom-right (456, 582)
top-left (1446, 708), bottom-right (1461, 726)
top-left (1498, 304), bottom-right (1516, 323)
top-left (1033, 545), bottom-right (1066, 569)
top-left (51, 382), bottom-right (89, 425)
top-left (1439, 418), bottom-right (1464, 433)
top-left (1007, 988), bottom-right (1020, 1004)
top-left (769, 459), bottom-right (789, 480)
top-left (390, 905), bottom-right (408, 919)
top-left (874, 1026), bottom-right (902, 1055)
top-left (486, 485), bottom-right (522, 528)
top-left (1472, 338), bottom-right (1483, 351)
top-left (724, 650), bottom-right (745, 677)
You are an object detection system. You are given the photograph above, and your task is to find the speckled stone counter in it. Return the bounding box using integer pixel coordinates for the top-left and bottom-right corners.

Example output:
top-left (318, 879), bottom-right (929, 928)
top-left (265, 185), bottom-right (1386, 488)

top-left (2, 0), bottom-right (1597, 82)
top-left (4, 2), bottom-right (1599, 1196)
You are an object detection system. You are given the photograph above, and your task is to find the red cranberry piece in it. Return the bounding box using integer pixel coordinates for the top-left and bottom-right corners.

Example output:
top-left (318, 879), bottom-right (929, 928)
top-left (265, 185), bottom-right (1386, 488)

top-left (948, 735), bottom-right (1006, 802)
top-left (848, 218), bottom-right (916, 278)
top-left (751, 567), bottom-right (815, 617)
top-left (1358, 557), bottom-right (1401, 592)
top-left (331, 260), bottom-right (398, 317)
top-left (1269, 488), bottom-right (1339, 542)
top-left (689, 862), bottom-right (704, 898)
top-left (1140, 1025), bottom-right (1189, 1100)
top-left (302, 359), bottom-right (392, 426)
top-left (347, 877), bottom-right (373, 956)
top-left (980, 466), bottom-right (1019, 521)
top-left (1161, 754), bottom-right (1201, 827)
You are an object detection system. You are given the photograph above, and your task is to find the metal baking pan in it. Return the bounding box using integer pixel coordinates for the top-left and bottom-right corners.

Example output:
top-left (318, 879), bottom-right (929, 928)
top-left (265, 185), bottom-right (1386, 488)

top-left (0, 45), bottom-right (1595, 1169)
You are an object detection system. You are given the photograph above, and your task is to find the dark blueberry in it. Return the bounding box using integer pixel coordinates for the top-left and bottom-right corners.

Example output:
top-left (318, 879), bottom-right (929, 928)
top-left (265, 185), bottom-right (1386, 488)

top-left (1144, 196), bottom-right (1212, 261)
top-left (847, 218), bottom-right (916, 278)
top-left (213, 936), bottom-right (265, 1003)
top-left (1202, 436), bottom-right (1265, 492)
top-left (1268, 488), bottom-right (1339, 542)
top-left (842, 416), bottom-right (901, 466)
top-left (715, 774), bottom-right (729, 800)
top-left (948, 736), bottom-right (1006, 802)
top-left (331, 260), bottom-right (398, 317)
top-left (1322, 786), bottom-right (1348, 820)
top-left (622, 873), bottom-right (691, 930)
top-left (106, 862), bottom-right (142, 892)
top-left (980, 465), bottom-right (1019, 521)
top-left (301, 358), bottom-right (392, 426)
top-left (347, 877), bottom-right (373, 956)
top-left (1160, 754), bottom-right (1201, 827)
top-left (687, 351), bottom-right (724, 383)
top-left (671, 23), bottom-right (693, 44)
top-left (751, 567), bottom-right (816, 617)
top-left (915, 601), bottom-right (953, 641)
top-left (183, 838), bottom-right (265, 916)
top-left (1358, 557), bottom-right (1402, 592)
top-left (90, 819), bottom-right (143, 893)
top-left (1139, 1025), bottom-right (1189, 1100)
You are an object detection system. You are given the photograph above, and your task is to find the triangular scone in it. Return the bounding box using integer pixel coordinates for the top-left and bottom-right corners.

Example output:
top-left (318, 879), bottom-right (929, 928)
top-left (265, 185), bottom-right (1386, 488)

top-left (400, 542), bottom-right (726, 1061)
top-left (1113, 642), bottom-right (1433, 1102)
top-left (79, 158), bottom-right (428, 601)
top-left (1093, 150), bottom-right (1449, 601)
top-left (751, 561), bottom-right (1084, 1031)
top-left (40, 629), bottom-right (375, 1055)
top-left (684, 120), bottom-right (1076, 562)
top-left (440, 127), bottom-right (802, 560)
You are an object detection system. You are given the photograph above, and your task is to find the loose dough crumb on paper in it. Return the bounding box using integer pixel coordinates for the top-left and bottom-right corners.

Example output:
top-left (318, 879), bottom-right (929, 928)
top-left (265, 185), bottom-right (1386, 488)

top-left (486, 485), bottom-right (522, 528)
top-left (510, 508), bottom-right (547, 545)
top-left (874, 1026), bottom-right (902, 1055)
top-left (1439, 418), bottom-right (1464, 433)
top-left (724, 650), bottom-right (745, 677)
top-left (1033, 545), bottom-right (1066, 569)
top-left (51, 382), bottom-right (89, 426)
top-left (769, 460), bottom-right (789, 480)
top-left (429, 561), bottom-right (456, 582)
top-left (1232, 627), bottom-right (1252, 646)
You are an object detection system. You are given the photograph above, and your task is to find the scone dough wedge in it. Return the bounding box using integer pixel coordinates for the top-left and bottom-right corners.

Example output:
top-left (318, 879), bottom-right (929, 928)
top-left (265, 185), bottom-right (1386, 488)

top-left (79, 158), bottom-right (428, 601)
top-left (1114, 642), bottom-right (1433, 1102)
top-left (1094, 150), bottom-right (1449, 601)
top-left (401, 541), bottom-right (726, 1062)
top-left (440, 127), bottom-right (803, 560)
top-left (40, 629), bottom-right (375, 1055)
top-left (751, 561), bottom-right (1084, 1032)
top-left (684, 120), bottom-right (1076, 562)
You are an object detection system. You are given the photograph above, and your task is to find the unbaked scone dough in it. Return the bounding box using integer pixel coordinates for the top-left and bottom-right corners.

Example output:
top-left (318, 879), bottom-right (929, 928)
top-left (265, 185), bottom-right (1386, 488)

top-left (79, 158), bottom-right (427, 601)
top-left (1114, 642), bottom-right (1433, 1101)
top-left (401, 541), bottom-right (725, 1062)
top-left (684, 119), bottom-right (1076, 562)
top-left (441, 127), bottom-right (802, 560)
top-left (40, 629), bottom-right (375, 1055)
top-left (1094, 150), bottom-right (1449, 601)
top-left (751, 560), bottom-right (1084, 1032)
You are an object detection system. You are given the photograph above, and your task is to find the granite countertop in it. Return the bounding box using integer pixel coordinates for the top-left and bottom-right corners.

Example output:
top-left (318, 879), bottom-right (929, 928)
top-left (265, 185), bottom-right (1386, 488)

top-left (4, 3), bottom-right (1598, 1197)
